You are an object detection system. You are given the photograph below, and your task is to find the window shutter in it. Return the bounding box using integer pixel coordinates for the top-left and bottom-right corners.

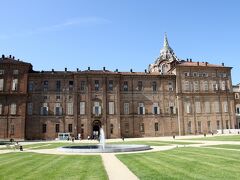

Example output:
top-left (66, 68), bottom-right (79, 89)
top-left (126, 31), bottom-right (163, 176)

top-left (92, 106), bottom-right (95, 114)
top-left (99, 106), bottom-right (102, 115)
top-left (40, 107), bottom-right (43, 115)
top-left (157, 107), bottom-right (160, 114)
top-left (173, 107), bottom-right (176, 114)
top-left (0, 79), bottom-right (3, 91)
top-left (143, 107), bottom-right (145, 115)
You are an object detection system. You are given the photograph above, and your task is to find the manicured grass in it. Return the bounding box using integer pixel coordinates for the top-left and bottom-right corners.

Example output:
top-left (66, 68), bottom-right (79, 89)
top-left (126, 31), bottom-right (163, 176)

top-left (184, 135), bottom-right (240, 141)
top-left (109, 140), bottom-right (197, 146)
top-left (206, 144), bottom-right (240, 150)
top-left (0, 152), bottom-right (107, 180)
top-left (117, 147), bottom-right (240, 180)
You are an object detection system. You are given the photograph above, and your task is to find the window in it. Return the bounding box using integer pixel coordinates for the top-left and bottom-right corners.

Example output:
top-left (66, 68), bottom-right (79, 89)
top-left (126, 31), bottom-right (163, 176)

top-left (110, 124), bottom-right (114, 134)
top-left (188, 121), bottom-right (192, 133)
top-left (43, 80), bottom-right (48, 91)
top-left (56, 80), bottom-right (61, 91)
top-left (212, 82), bottom-right (218, 91)
top-left (152, 81), bottom-right (157, 91)
top-left (236, 105), bottom-right (240, 114)
top-left (221, 81), bottom-right (226, 90)
top-left (205, 102), bottom-right (210, 113)
top-left (193, 81), bottom-right (199, 91)
top-left (67, 102), bottom-right (73, 115)
top-left (68, 124), bottom-right (72, 132)
top-left (42, 124), bottom-right (47, 133)
top-left (41, 103), bottom-right (48, 116)
top-left (28, 81), bottom-right (34, 92)
top-left (80, 102), bottom-right (85, 115)
top-left (55, 124), bottom-right (60, 133)
top-left (154, 123), bottom-right (159, 131)
top-left (226, 120), bottom-right (229, 129)
top-left (93, 102), bottom-right (101, 116)
top-left (207, 121), bottom-right (211, 133)
top-left (184, 81), bottom-right (190, 91)
top-left (217, 120), bottom-right (220, 129)
top-left (185, 102), bottom-right (191, 114)
top-left (55, 103), bottom-right (62, 116)
top-left (12, 79), bottom-right (18, 91)
top-left (0, 104), bottom-right (2, 115)
top-left (153, 103), bottom-right (160, 115)
top-left (235, 93), bottom-right (239, 99)
top-left (197, 121), bottom-right (202, 133)
top-left (193, 72), bottom-right (198, 77)
top-left (204, 81), bottom-right (208, 91)
top-left (95, 80), bottom-right (99, 91)
top-left (27, 103), bottom-right (33, 115)
top-left (202, 73), bottom-right (208, 77)
top-left (80, 81), bottom-right (86, 91)
top-left (223, 101), bottom-right (228, 112)
top-left (10, 103), bottom-right (16, 115)
top-left (125, 123), bottom-right (129, 133)
top-left (123, 81), bottom-right (128, 91)
top-left (138, 103), bottom-right (145, 115)
top-left (108, 80), bottom-right (113, 91)
top-left (140, 123), bottom-right (144, 132)
top-left (0, 79), bottom-right (3, 91)
top-left (56, 95), bottom-right (61, 101)
top-left (184, 72), bottom-right (190, 77)
top-left (195, 101), bottom-right (201, 113)
top-left (68, 95), bottom-right (72, 101)
top-left (69, 80), bottom-right (74, 91)
top-left (168, 81), bottom-right (173, 91)
top-left (137, 81), bottom-right (143, 91)
top-left (13, 70), bottom-right (19, 75)
top-left (214, 101), bottom-right (220, 113)
top-left (124, 103), bottom-right (129, 115)
top-left (109, 102), bottom-right (114, 115)
top-left (0, 70), bottom-right (4, 75)
top-left (43, 95), bottom-right (48, 100)
top-left (10, 124), bottom-right (14, 135)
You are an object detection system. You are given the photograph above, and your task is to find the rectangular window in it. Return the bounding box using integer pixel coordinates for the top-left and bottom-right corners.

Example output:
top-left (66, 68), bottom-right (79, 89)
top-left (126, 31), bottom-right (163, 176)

top-left (68, 124), bottom-right (72, 132)
top-left (123, 81), bottom-right (128, 91)
top-left (108, 102), bottom-right (114, 115)
top-left (93, 102), bottom-right (101, 116)
top-left (125, 123), bottom-right (129, 133)
top-left (10, 124), bottom-right (14, 135)
top-left (217, 120), bottom-right (220, 129)
top-left (138, 81), bottom-right (143, 91)
top-left (41, 103), bottom-right (48, 116)
top-left (55, 124), bottom-right (60, 133)
top-left (67, 102), bottom-right (73, 115)
top-left (140, 123), bottom-right (144, 132)
top-left (10, 103), bottom-right (16, 115)
top-left (0, 104), bottom-right (2, 115)
top-left (80, 81), bottom-right (86, 91)
top-left (193, 72), bottom-right (198, 77)
top-left (221, 81), bottom-right (226, 90)
top-left (197, 121), bottom-right (202, 133)
top-left (154, 123), bottom-right (159, 131)
top-left (95, 80), bottom-right (99, 91)
top-left (153, 103), bottom-right (160, 114)
top-left (69, 80), bottom-right (74, 91)
top-left (185, 102), bottom-right (191, 114)
top-left (12, 79), bottom-right (18, 91)
top-left (184, 81), bottom-right (190, 91)
top-left (28, 81), bottom-right (34, 92)
top-left (108, 80), bottom-right (113, 91)
top-left (42, 124), bottom-right (47, 133)
top-left (55, 103), bottom-right (62, 116)
top-left (194, 81), bottom-right (199, 91)
top-left (0, 79), bottom-right (3, 91)
top-left (184, 72), bottom-right (190, 77)
top-left (13, 70), bottom-right (19, 75)
top-left (214, 101), bottom-right (220, 113)
top-left (56, 95), bottom-right (61, 101)
top-left (110, 124), bottom-right (113, 134)
top-left (223, 101), bottom-right (228, 112)
top-left (236, 107), bottom-right (240, 114)
top-left (205, 102), bottom-right (210, 113)
top-left (56, 80), bottom-right (61, 92)
top-left (43, 80), bottom-right (48, 91)
top-left (124, 103), bottom-right (129, 115)
top-left (28, 103), bottom-right (33, 115)
top-left (195, 101), bottom-right (201, 113)
top-left (212, 82), bottom-right (218, 91)
top-left (207, 121), bottom-right (211, 132)
top-left (204, 81), bottom-right (208, 91)
top-left (80, 102), bottom-right (85, 115)
top-left (152, 81), bottom-right (157, 91)
top-left (0, 70), bottom-right (4, 75)
top-left (138, 103), bottom-right (145, 115)
top-left (188, 121), bottom-right (192, 133)
top-left (168, 81), bottom-right (173, 91)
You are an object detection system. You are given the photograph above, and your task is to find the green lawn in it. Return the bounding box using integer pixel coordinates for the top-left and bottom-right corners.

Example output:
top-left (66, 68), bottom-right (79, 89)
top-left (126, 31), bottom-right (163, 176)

top-left (184, 135), bottom-right (240, 141)
top-left (117, 147), bottom-right (240, 180)
top-left (206, 144), bottom-right (240, 150)
top-left (0, 152), bottom-right (107, 180)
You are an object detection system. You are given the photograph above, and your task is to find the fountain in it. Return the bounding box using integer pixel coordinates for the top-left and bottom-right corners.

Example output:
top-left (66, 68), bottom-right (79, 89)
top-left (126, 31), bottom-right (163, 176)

top-left (59, 127), bottom-right (151, 153)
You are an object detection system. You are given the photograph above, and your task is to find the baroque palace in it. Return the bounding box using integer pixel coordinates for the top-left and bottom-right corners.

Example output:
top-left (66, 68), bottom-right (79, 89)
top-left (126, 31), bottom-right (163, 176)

top-left (0, 35), bottom-right (237, 140)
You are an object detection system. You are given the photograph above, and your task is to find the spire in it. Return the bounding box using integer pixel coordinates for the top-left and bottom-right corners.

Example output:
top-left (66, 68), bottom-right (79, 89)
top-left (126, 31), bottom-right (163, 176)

top-left (163, 32), bottom-right (169, 48)
top-left (160, 33), bottom-right (173, 56)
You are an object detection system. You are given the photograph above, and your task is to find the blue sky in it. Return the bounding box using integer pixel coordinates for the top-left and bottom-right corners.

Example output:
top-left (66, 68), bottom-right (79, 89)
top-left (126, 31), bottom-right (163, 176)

top-left (0, 0), bottom-right (239, 84)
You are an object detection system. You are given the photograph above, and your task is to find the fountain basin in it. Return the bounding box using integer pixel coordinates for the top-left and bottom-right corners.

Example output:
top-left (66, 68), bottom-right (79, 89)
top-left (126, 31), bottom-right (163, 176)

top-left (58, 144), bottom-right (151, 153)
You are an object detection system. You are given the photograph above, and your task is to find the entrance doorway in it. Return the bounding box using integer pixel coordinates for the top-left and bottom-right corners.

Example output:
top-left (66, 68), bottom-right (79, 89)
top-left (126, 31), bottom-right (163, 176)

top-left (92, 120), bottom-right (101, 139)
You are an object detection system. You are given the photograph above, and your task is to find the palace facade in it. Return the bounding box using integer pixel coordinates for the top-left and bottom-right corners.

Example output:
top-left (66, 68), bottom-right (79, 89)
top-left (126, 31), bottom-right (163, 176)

top-left (0, 35), bottom-right (237, 140)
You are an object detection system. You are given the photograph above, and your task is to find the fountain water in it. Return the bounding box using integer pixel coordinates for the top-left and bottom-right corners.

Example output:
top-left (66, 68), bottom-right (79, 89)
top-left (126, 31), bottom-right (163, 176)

top-left (59, 127), bottom-right (151, 153)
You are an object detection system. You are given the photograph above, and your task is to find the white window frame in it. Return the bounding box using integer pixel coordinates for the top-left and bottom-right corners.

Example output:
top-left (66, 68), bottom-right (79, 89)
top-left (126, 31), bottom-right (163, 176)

top-left (152, 103), bottom-right (160, 115)
top-left (67, 102), bottom-right (73, 115)
top-left (80, 102), bottom-right (85, 115)
top-left (12, 79), bottom-right (18, 91)
top-left (10, 103), bottom-right (16, 115)
top-left (27, 103), bottom-right (33, 115)
top-left (205, 101), bottom-right (210, 113)
top-left (124, 103), bottom-right (129, 115)
top-left (108, 102), bottom-right (114, 115)
top-left (138, 103), bottom-right (145, 115)
top-left (0, 79), bottom-right (3, 91)
top-left (195, 101), bottom-right (201, 113)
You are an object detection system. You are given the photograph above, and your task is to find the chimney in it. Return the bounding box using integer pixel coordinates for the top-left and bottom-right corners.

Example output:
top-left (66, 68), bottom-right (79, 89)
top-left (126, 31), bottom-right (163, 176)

top-left (88, 67), bottom-right (90, 71)
top-left (77, 68), bottom-right (79, 72)
top-left (115, 69), bottom-right (118, 72)
top-left (205, 62), bottom-right (208, 66)
top-left (187, 58), bottom-right (189, 62)
top-left (2, 54), bottom-right (4, 59)
top-left (65, 68), bottom-right (67, 72)
top-left (222, 63), bottom-right (224, 66)
top-left (52, 69), bottom-right (54, 73)
top-left (197, 62), bottom-right (199, 66)
top-left (103, 67), bottom-right (106, 71)
top-left (130, 69), bottom-right (133, 73)
top-left (9, 55), bottom-right (12, 58)
top-left (145, 69), bottom-right (147, 73)
top-left (13, 56), bottom-right (15, 60)
top-left (190, 59), bottom-right (192, 62)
